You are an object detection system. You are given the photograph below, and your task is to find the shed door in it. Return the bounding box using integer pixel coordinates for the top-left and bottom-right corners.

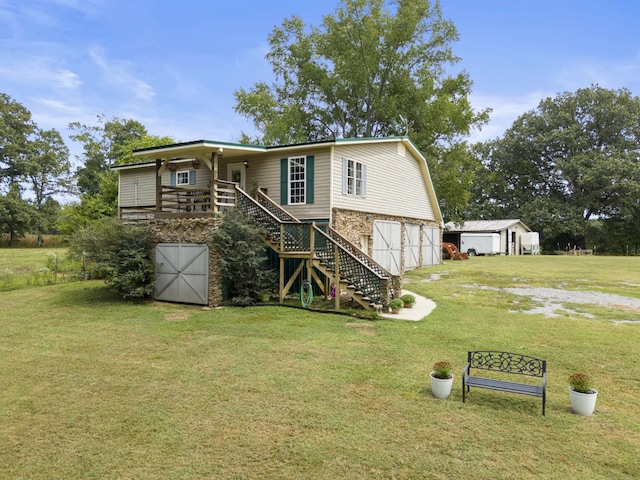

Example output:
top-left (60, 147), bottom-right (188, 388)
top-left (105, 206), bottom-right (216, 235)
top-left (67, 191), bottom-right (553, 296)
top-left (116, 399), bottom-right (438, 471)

top-left (421, 226), bottom-right (441, 266)
top-left (404, 223), bottom-right (420, 270)
top-left (372, 220), bottom-right (401, 275)
top-left (155, 243), bottom-right (209, 305)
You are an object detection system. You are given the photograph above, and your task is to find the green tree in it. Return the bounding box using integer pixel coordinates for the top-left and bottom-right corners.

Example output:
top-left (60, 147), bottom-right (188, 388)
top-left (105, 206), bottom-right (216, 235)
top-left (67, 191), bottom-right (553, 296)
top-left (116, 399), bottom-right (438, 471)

top-left (0, 186), bottom-right (34, 247)
top-left (473, 85), bottom-right (640, 250)
top-left (1, 94), bottom-right (72, 245)
top-left (69, 115), bottom-right (147, 196)
top-left (234, 0), bottom-right (488, 219)
top-left (24, 128), bottom-right (72, 243)
top-left (0, 93), bottom-right (35, 190)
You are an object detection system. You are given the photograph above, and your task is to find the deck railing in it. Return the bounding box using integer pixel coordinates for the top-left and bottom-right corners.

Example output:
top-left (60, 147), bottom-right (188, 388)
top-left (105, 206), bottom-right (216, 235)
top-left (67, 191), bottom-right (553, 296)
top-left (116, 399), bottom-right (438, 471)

top-left (120, 180), bottom-right (238, 221)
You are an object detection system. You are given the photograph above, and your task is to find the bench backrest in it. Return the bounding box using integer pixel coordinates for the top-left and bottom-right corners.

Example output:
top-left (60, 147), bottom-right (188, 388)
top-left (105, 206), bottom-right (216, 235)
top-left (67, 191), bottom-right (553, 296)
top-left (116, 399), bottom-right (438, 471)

top-left (468, 351), bottom-right (546, 378)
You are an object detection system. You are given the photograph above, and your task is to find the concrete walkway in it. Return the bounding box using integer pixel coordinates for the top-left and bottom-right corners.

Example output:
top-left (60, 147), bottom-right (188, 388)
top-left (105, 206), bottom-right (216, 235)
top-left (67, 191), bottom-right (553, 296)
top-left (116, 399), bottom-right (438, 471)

top-left (379, 289), bottom-right (437, 321)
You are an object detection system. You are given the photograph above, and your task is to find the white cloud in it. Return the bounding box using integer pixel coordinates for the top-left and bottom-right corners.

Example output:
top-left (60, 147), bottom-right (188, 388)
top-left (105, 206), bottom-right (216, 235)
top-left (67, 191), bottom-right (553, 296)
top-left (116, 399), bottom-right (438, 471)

top-left (467, 91), bottom-right (549, 143)
top-left (0, 56), bottom-right (82, 89)
top-left (89, 48), bottom-right (156, 101)
top-left (554, 56), bottom-right (640, 93)
top-left (36, 98), bottom-right (83, 114)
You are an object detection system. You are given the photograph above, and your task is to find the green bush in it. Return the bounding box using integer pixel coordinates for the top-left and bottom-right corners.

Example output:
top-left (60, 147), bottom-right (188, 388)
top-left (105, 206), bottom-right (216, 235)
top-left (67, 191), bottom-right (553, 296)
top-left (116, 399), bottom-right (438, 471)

top-left (211, 209), bottom-right (276, 305)
top-left (68, 218), bottom-right (153, 299)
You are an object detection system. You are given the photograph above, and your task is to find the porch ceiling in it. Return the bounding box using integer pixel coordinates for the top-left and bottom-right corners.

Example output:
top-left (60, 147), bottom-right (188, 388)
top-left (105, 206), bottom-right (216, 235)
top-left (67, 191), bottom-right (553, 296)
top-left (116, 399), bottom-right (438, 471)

top-left (132, 140), bottom-right (266, 160)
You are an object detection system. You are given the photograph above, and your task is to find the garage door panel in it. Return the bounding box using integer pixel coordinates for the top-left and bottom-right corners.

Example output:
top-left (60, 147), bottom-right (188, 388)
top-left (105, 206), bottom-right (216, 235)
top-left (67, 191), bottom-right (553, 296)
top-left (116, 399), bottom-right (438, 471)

top-left (421, 226), bottom-right (441, 266)
top-left (404, 223), bottom-right (420, 270)
top-left (155, 243), bottom-right (209, 305)
top-left (372, 220), bottom-right (401, 275)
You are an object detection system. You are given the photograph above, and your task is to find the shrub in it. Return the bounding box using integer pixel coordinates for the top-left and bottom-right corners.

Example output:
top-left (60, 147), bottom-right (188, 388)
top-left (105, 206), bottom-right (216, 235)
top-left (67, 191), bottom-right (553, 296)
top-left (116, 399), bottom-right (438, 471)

top-left (211, 209), bottom-right (276, 305)
top-left (68, 218), bottom-right (154, 299)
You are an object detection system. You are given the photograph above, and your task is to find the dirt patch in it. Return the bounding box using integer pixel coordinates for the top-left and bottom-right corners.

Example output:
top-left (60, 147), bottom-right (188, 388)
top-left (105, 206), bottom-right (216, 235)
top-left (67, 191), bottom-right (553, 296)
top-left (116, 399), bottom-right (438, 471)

top-left (164, 313), bottom-right (190, 322)
top-left (345, 321), bottom-right (375, 335)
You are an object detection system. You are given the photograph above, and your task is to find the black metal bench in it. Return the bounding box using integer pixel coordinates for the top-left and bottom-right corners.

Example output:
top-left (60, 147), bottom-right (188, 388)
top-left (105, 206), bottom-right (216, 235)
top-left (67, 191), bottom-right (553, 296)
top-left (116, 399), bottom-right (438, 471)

top-left (462, 351), bottom-right (547, 415)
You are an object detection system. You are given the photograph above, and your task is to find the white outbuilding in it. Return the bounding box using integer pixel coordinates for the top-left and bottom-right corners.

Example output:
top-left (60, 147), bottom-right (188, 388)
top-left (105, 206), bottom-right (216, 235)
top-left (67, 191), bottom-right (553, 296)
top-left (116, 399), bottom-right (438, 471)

top-left (444, 219), bottom-right (540, 256)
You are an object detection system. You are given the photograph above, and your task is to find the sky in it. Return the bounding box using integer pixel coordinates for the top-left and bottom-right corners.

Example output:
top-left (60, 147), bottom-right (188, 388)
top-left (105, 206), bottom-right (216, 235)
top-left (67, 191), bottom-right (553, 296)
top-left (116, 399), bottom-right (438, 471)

top-left (2, 0), bottom-right (640, 163)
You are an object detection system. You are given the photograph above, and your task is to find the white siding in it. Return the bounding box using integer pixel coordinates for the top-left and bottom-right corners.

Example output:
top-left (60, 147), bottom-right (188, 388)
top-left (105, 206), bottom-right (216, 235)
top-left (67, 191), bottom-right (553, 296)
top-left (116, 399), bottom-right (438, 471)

top-left (332, 142), bottom-right (436, 221)
top-left (118, 165), bottom-right (156, 207)
top-left (222, 148), bottom-right (332, 220)
top-left (118, 162), bottom-right (213, 208)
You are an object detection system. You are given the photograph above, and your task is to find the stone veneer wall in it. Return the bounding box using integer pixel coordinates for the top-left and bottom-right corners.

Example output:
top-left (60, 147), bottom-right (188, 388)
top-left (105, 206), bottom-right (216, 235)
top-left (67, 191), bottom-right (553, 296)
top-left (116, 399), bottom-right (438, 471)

top-left (147, 217), bottom-right (224, 307)
top-left (332, 207), bottom-right (441, 275)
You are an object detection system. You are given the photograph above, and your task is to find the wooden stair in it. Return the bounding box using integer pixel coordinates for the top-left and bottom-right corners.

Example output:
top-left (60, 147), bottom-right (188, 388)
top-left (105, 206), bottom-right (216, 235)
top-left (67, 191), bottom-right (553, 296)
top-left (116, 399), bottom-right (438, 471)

top-left (235, 188), bottom-right (398, 311)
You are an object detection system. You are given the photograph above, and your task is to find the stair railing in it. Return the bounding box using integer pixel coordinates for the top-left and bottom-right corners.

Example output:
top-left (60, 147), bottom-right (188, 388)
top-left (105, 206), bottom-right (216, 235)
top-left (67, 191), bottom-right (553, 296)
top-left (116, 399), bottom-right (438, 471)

top-left (235, 186), bottom-right (394, 306)
top-left (325, 226), bottom-right (394, 279)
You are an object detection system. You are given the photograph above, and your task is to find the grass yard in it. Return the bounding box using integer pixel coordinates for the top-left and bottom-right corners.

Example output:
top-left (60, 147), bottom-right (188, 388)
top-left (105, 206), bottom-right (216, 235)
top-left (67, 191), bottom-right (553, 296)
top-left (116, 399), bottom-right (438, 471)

top-left (1, 255), bottom-right (639, 479)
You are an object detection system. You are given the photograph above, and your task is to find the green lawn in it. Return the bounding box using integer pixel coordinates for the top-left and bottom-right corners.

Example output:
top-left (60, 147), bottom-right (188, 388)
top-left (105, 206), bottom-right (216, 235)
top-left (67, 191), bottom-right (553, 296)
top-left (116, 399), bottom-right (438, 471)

top-left (1, 255), bottom-right (639, 479)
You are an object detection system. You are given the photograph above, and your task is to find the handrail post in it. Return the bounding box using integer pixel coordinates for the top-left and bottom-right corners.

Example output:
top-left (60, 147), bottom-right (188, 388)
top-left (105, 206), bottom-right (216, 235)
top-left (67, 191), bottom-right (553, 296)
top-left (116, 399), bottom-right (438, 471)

top-left (279, 256), bottom-right (284, 304)
top-left (280, 224), bottom-right (285, 252)
top-left (308, 223), bottom-right (315, 285)
top-left (309, 223), bottom-right (315, 258)
top-left (334, 243), bottom-right (340, 311)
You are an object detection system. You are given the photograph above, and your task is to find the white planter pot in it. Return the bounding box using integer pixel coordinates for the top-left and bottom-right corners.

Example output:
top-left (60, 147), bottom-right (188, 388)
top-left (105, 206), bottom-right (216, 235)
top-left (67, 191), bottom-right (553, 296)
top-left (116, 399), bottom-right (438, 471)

top-left (569, 387), bottom-right (598, 416)
top-left (430, 372), bottom-right (454, 399)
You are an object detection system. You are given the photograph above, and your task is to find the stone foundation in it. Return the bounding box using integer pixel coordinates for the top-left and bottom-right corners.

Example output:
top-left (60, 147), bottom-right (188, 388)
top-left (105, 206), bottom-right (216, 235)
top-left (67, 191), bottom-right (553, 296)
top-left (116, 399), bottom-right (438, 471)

top-left (147, 217), bottom-right (224, 307)
top-left (332, 207), bottom-right (441, 276)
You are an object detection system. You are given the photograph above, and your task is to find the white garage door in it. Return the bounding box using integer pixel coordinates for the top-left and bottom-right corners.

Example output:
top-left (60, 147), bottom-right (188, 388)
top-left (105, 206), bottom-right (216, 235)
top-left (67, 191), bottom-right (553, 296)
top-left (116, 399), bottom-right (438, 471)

top-left (421, 226), bottom-right (441, 266)
top-left (155, 243), bottom-right (209, 305)
top-left (372, 220), bottom-right (402, 275)
top-left (404, 223), bottom-right (420, 270)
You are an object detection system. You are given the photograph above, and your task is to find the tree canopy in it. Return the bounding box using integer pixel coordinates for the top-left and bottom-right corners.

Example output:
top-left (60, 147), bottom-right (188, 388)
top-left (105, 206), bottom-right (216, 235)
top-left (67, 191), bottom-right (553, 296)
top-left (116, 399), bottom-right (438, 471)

top-left (472, 85), bottom-right (640, 252)
top-left (69, 115), bottom-right (148, 196)
top-left (234, 0), bottom-right (488, 220)
top-left (0, 94), bottom-right (72, 245)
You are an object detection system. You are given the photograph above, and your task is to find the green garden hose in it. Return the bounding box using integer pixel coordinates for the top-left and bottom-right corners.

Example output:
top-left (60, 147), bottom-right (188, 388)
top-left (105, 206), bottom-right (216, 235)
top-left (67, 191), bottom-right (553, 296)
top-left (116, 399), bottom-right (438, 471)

top-left (301, 280), bottom-right (313, 308)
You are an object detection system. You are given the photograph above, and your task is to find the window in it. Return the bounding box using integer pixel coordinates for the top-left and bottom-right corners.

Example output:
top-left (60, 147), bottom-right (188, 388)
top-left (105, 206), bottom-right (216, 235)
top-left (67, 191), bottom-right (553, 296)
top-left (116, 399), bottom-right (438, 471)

top-left (342, 158), bottom-right (367, 197)
top-left (176, 171), bottom-right (190, 185)
top-left (280, 155), bottom-right (314, 205)
top-left (170, 170), bottom-right (196, 186)
top-left (288, 156), bottom-right (306, 205)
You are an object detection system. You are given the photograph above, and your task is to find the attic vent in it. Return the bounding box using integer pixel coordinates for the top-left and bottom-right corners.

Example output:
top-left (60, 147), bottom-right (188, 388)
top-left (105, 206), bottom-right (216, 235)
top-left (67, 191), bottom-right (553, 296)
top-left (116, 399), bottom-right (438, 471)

top-left (397, 143), bottom-right (406, 157)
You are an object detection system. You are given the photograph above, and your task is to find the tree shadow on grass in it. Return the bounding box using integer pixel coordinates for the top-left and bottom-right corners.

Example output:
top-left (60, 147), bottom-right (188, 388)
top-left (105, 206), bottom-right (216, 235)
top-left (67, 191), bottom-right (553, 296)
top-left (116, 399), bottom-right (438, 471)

top-left (49, 281), bottom-right (151, 308)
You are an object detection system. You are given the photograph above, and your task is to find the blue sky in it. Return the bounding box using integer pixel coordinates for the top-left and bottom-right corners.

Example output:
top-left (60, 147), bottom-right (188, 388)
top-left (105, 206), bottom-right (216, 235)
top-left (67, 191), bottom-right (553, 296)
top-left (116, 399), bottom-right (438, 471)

top-left (2, 0), bottom-right (640, 161)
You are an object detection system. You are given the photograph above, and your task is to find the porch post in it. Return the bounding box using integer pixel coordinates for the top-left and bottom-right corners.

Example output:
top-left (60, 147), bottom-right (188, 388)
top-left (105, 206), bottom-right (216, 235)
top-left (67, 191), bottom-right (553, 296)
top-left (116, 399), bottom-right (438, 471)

top-left (279, 256), bottom-right (285, 304)
top-left (155, 158), bottom-right (162, 213)
top-left (211, 152), bottom-right (218, 213)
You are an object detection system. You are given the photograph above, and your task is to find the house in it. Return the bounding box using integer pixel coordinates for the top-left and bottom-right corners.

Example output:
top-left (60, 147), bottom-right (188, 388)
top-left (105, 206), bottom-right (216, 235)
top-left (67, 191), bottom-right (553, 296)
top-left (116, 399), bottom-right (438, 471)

top-left (444, 219), bottom-right (539, 255)
top-left (113, 136), bottom-right (443, 309)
